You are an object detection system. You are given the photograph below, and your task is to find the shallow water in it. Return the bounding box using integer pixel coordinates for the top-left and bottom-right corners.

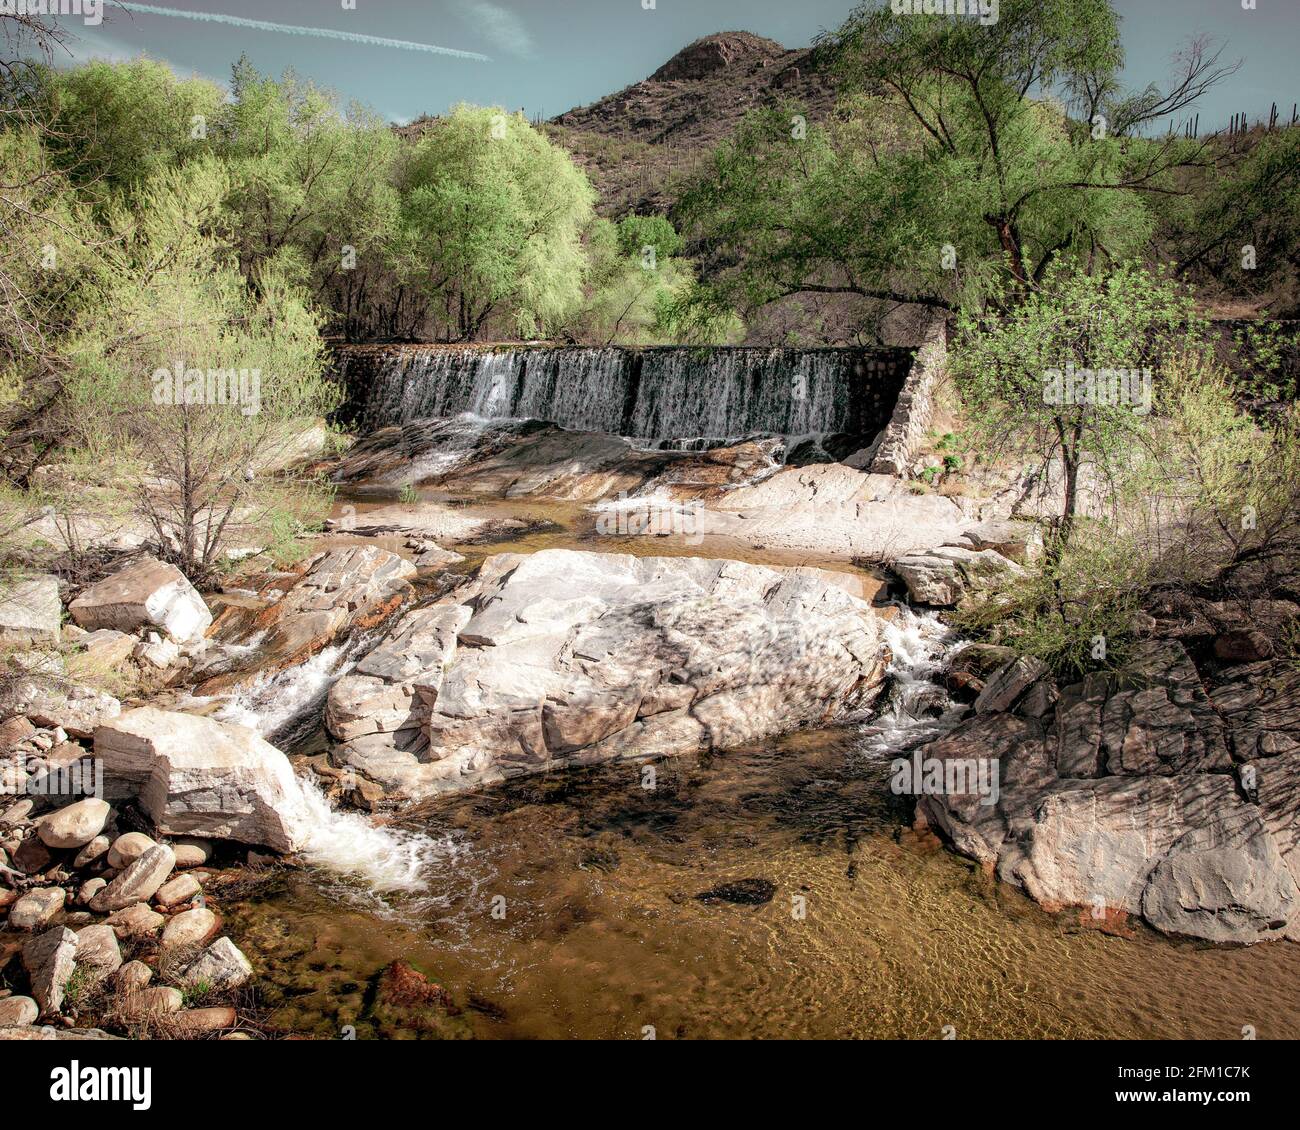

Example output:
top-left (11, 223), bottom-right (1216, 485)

top-left (217, 483), bottom-right (1300, 1041)
top-left (226, 722), bottom-right (1300, 1041)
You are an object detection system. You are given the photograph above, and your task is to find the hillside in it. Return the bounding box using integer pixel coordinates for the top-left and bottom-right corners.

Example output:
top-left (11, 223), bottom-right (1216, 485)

top-left (543, 31), bottom-right (839, 217)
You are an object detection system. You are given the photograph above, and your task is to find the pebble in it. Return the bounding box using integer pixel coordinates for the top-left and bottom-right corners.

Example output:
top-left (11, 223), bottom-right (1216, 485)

top-left (106, 831), bottom-right (155, 870)
top-left (89, 844), bottom-right (175, 913)
top-left (161, 907), bottom-right (220, 953)
top-left (77, 877), bottom-right (107, 905)
top-left (118, 986), bottom-right (183, 1017)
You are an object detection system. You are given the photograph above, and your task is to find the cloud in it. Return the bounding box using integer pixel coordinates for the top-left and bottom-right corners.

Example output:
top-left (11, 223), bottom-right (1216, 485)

top-left (456, 1), bottom-right (536, 59)
top-left (115, 4), bottom-right (492, 61)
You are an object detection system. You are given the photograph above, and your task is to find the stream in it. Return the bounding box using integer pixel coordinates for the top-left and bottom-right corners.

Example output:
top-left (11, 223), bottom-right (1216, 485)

top-left (209, 487), bottom-right (1300, 1040)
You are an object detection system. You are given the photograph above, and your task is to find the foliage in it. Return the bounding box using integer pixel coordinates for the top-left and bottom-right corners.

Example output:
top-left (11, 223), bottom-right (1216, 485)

top-left (394, 105), bottom-right (595, 341)
top-left (949, 260), bottom-right (1206, 538)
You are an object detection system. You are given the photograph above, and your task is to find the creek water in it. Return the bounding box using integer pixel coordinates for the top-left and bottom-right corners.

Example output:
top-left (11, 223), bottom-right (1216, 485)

top-left (218, 491), bottom-right (1300, 1041)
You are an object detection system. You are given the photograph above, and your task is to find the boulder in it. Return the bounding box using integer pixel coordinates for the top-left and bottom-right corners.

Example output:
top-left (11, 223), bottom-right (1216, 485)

top-left (331, 550), bottom-right (890, 799)
top-left (73, 923), bottom-right (123, 977)
top-left (197, 546), bottom-right (415, 694)
top-left (89, 843), bottom-right (175, 913)
top-left (160, 906), bottom-right (220, 952)
top-left (36, 797), bottom-right (111, 849)
top-left (0, 574), bottom-right (61, 646)
top-left (66, 630), bottom-right (137, 677)
top-left (113, 960), bottom-right (153, 993)
top-left (960, 519), bottom-right (1043, 564)
top-left (916, 642), bottom-right (1300, 944)
top-left (68, 557), bottom-right (211, 643)
top-left (0, 995), bottom-right (39, 1028)
top-left (105, 904), bottom-right (164, 939)
top-left (893, 545), bottom-right (1022, 608)
top-left (94, 707), bottom-right (312, 852)
top-left (9, 886), bottom-right (66, 930)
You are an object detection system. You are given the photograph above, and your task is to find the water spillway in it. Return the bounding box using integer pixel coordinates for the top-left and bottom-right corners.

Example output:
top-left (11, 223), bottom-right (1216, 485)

top-left (334, 344), bottom-right (915, 444)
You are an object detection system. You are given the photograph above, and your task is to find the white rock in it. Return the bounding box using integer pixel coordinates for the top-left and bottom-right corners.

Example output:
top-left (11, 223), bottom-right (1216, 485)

top-left (0, 574), bottom-right (61, 646)
top-left (68, 557), bottom-right (211, 643)
top-left (36, 797), bottom-right (111, 849)
top-left (89, 844), bottom-right (175, 913)
top-left (9, 886), bottom-right (66, 930)
top-left (180, 937), bottom-right (253, 991)
top-left (107, 832), bottom-right (155, 869)
top-left (95, 708), bottom-right (312, 852)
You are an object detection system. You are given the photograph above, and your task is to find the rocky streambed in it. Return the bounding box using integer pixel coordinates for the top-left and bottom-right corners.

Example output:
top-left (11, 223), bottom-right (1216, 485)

top-left (2, 414), bottom-right (1298, 1039)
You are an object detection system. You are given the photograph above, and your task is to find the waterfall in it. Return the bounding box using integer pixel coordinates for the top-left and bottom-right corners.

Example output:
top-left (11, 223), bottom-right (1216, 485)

top-left (336, 345), bottom-right (914, 443)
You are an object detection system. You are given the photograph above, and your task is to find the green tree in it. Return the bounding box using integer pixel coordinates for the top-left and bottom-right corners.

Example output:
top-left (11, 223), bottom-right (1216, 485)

top-left (949, 260), bottom-right (1205, 542)
top-left (395, 105), bottom-right (595, 341)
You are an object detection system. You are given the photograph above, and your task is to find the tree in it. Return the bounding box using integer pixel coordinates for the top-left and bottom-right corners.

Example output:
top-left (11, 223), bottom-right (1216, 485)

top-left (215, 58), bottom-right (402, 328)
top-left (678, 0), bottom-right (1236, 331)
top-left (949, 260), bottom-right (1205, 543)
top-left (56, 157), bottom-right (338, 579)
top-left (34, 58), bottom-right (225, 206)
top-left (394, 105), bottom-right (595, 341)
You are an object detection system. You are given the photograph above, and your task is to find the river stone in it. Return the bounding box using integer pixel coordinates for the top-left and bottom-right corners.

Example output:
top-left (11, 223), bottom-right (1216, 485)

top-left (114, 960), bottom-right (153, 993)
top-left (74, 923), bottom-right (123, 977)
top-left (105, 903), bottom-right (165, 938)
top-left (13, 835), bottom-right (51, 874)
top-left (107, 832), bottom-right (155, 869)
top-left (181, 936), bottom-right (253, 991)
top-left (2, 798), bottom-right (34, 825)
top-left (22, 926), bottom-right (78, 1014)
top-left (68, 557), bottom-right (211, 643)
top-left (0, 995), bottom-right (39, 1028)
top-left (170, 838), bottom-right (212, 869)
top-left (330, 549), bottom-right (889, 800)
top-left (9, 886), bottom-right (66, 930)
top-left (94, 707), bottom-right (313, 852)
top-left (72, 835), bottom-right (111, 870)
top-left (0, 574), bottom-right (61, 646)
top-left (0, 675), bottom-right (120, 738)
top-left (89, 843), bottom-right (175, 912)
top-left (67, 629), bottom-right (137, 677)
top-left (119, 986), bottom-right (183, 1017)
top-left (77, 877), bottom-right (107, 905)
top-left (36, 797), bottom-right (111, 849)
top-left (171, 1006), bottom-right (237, 1033)
top-left (160, 906), bottom-right (220, 952)
top-left (1141, 823), bottom-right (1299, 943)
top-left (154, 873), bottom-right (201, 908)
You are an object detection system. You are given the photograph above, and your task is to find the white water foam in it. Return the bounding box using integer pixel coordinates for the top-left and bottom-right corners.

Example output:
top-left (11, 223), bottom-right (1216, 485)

top-left (294, 777), bottom-right (452, 896)
top-left (858, 607), bottom-right (967, 756)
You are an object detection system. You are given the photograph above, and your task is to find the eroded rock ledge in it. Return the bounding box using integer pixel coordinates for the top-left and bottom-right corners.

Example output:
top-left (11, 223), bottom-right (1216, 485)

top-left (916, 638), bottom-right (1300, 945)
top-left (327, 548), bottom-right (891, 799)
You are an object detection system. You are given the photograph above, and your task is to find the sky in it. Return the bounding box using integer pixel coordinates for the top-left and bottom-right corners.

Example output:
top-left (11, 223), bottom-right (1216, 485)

top-left (36, 0), bottom-right (1300, 129)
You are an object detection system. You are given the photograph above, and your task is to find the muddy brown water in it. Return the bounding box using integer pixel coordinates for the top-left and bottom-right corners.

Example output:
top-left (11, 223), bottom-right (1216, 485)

top-left (221, 487), bottom-right (1300, 1040)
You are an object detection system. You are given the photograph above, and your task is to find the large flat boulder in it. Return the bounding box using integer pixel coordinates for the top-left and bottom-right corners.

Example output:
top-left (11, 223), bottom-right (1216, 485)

top-left (330, 549), bottom-right (890, 799)
top-left (0, 574), bottom-right (61, 646)
top-left (93, 707), bottom-right (312, 852)
top-left (68, 558), bottom-right (210, 643)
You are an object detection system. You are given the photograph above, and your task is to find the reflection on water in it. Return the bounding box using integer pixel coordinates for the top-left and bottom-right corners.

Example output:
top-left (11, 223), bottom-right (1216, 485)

top-left (226, 725), bottom-right (1300, 1040)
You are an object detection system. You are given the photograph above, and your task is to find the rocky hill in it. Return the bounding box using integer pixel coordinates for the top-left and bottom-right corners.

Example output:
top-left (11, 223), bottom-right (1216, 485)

top-left (544, 31), bottom-right (839, 217)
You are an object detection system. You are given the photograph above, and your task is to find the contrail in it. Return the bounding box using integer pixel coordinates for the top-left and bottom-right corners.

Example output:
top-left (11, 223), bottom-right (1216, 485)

top-left (116, 3), bottom-right (492, 61)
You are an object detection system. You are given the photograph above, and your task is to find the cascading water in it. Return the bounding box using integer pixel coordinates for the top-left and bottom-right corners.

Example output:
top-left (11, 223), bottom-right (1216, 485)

top-left (856, 607), bottom-right (968, 758)
top-left (335, 344), bottom-right (914, 443)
